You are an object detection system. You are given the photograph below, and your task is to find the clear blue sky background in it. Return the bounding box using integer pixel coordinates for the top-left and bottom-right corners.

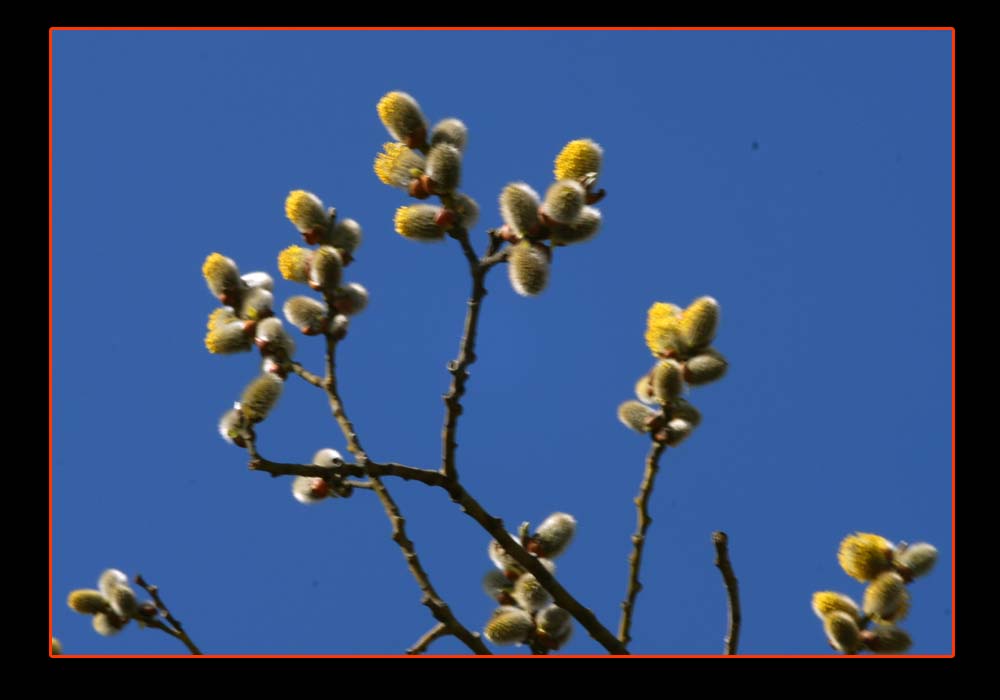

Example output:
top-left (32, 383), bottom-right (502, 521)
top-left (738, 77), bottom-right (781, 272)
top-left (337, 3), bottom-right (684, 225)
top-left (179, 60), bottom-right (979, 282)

top-left (52, 29), bottom-right (952, 655)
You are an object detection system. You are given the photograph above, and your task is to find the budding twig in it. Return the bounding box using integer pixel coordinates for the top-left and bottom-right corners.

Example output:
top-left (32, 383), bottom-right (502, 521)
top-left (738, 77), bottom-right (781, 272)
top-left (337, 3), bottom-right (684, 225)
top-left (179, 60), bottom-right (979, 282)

top-left (618, 439), bottom-right (668, 648)
top-left (134, 574), bottom-right (203, 655)
top-left (712, 531), bottom-right (741, 655)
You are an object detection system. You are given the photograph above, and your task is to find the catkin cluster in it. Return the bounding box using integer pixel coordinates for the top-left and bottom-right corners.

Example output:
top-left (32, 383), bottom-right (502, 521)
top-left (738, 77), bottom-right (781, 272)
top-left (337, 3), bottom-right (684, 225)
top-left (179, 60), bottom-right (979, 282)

top-left (618, 297), bottom-right (728, 445)
top-left (66, 569), bottom-right (155, 638)
top-left (204, 189), bottom-right (369, 470)
top-left (374, 91), bottom-right (480, 241)
top-left (481, 513), bottom-right (577, 650)
top-left (812, 533), bottom-right (938, 654)
top-left (500, 139), bottom-right (606, 296)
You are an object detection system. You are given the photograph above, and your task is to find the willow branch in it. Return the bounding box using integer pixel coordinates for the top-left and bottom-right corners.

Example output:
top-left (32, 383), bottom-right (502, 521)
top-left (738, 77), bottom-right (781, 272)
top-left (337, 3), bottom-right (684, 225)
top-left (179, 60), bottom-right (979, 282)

top-left (369, 478), bottom-right (491, 654)
top-left (712, 531), bottom-right (741, 655)
top-left (440, 229), bottom-right (502, 481)
top-left (407, 622), bottom-right (450, 655)
top-left (322, 337), bottom-right (367, 461)
top-left (134, 574), bottom-right (202, 655)
top-left (289, 361), bottom-right (324, 388)
top-left (249, 452), bottom-right (627, 654)
top-left (618, 440), bottom-right (668, 648)
top-left (319, 336), bottom-right (489, 654)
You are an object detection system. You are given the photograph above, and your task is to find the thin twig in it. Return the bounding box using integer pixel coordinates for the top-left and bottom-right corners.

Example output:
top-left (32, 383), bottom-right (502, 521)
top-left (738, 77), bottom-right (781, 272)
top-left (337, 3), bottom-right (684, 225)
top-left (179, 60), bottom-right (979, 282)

top-left (712, 531), bottom-right (741, 655)
top-left (134, 574), bottom-right (203, 655)
top-left (289, 361), bottom-right (324, 388)
top-left (440, 229), bottom-right (500, 481)
top-left (618, 441), bottom-right (667, 648)
top-left (319, 336), bottom-right (490, 655)
top-left (249, 451), bottom-right (627, 654)
top-left (407, 622), bottom-right (450, 655)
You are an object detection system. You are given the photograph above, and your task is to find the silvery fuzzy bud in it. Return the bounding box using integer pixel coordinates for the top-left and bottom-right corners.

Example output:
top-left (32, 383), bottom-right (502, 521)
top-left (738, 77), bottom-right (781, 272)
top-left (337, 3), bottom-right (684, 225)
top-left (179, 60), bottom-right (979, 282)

top-left (285, 190), bottom-right (331, 238)
top-left (823, 610), bottom-right (861, 654)
top-left (107, 583), bottom-right (139, 620)
top-left (499, 183), bottom-right (541, 237)
top-left (536, 605), bottom-right (572, 638)
top-left (98, 569), bottom-right (129, 601)
top-left (863, 625), bottom-right (913, 654)
top-left (68, 589), bottom-right (112, 615)
top-left (332, 283), bottom-right (369, 316)
top-left (92, 612), bottom-right (127, 637)
top-left (508, 241), bottom-right (550, 297)
top-left (312, 448), bottom-right (343, 467)
top-left (292, 476), bottom-right (331, 504)
top-left (543, 180), bottom-right (586, 224)
top-left (241, 271), bottom-right (274, 292)
top-left (207, 307), bottom-right (238, 332)
top-left (330, 218), bottom-right (363, 254)
top-left (552, 206), bottom-right (602, 246)
top-left (652, 359), bottom-right (684, 404)
top-left (328, 314), bottom-right (350, 340)
top-left (255, 317), bottom-right (295, 358)
top-left (895, 543), bottom-right (938, 580)
top-left (425, 143), bottom-right (462, 193)
top-left (283, 296), bottom-right (329, 335)
top-left (635, 373), bottom-right (657, 405)
top-left (864, 572), bottom-right (910, 622)
top-left (484, 606), bottom-right (534, 646)
top-left (532, 512), bottom-right (576, 559)
top-left (670, 398), bottom-right (702, 427)
top-left (488, 535), bottom-right (525, 574)
top-left (240, 373), bottom-right (284, 423)
top-left (512, 573), bottom-right (552, 612)
top-left (308, 246), bottom-right (344, 294)
top-left (450, 192), bottom-right (479, 229)
top-left (482, 570), bottom-right (514, 602)
top-left (680, 297), bottom-right (720, 351)
top-left (665, 418), bottom-right (695, 446)
top-left (684, 349), bottom-right (728, 386)
top-left (430, 118), bottom-right (468, 152)
top-left (239, 287), bottom-right (274, 321)
top-left (218, 407), bottom-right (248, 447)
top-left (618, 400), bottom-right (656, 433)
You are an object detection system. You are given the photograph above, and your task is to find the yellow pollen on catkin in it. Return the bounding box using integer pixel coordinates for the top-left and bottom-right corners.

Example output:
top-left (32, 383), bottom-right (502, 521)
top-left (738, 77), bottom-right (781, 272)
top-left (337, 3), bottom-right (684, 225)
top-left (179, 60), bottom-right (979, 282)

top-left (554, 139), bottom-right (603, 181)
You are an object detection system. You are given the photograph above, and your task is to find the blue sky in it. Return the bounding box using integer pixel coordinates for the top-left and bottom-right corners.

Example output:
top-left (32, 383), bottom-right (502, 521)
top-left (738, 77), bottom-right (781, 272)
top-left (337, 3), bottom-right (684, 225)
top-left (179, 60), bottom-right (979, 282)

top-left (51, 29), bottom-right (952, 655)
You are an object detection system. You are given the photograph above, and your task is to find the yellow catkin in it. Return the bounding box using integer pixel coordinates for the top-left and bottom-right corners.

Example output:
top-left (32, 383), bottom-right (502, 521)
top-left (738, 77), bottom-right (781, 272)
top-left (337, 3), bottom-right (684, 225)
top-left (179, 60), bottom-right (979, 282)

top-left (644, 303), bottom-right (684, 357)
top-left (838, 533), bottom-right (894, 582)
top-left (554, 139), bottom-right (603, 181)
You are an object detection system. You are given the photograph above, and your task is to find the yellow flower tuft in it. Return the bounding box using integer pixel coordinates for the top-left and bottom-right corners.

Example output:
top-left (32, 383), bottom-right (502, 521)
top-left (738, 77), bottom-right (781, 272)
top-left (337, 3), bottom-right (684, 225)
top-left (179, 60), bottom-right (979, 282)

top-left (394, 205), bottom-right (445, 241)
top-left (484, 606), bottom-right (534, 646)
top-left (207, 307), bottom-right (237, 331)
top-left (376, 91), bottom-right (427, 145)
top-left (202, 252), bottom-right (241, 300)
top-left (277, 245), bottom-right (312, 283)
top-left (554, 139), bottom-right (603, 181)
top-left (374, 142), bottom-right (426, 188)
top-left (838, 533), bottom-right (894, 582)
top-left (284, 190), bottom-right (328, 234)
top-left (645, 302), bottom-right (685, 357)
top-left (205, 322), bottom-right (252, 355)
top-left (811, 591), bottom-right (861, 622)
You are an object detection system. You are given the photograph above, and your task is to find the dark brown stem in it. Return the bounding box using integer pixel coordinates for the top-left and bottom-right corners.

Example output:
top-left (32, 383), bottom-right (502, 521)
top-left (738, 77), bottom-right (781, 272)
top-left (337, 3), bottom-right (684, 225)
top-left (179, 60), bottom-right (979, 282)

top-left (248, 453), bottom-right (627, 654)
top-left (407, 622), bottom-right (450, 655)
top-left (618, 440), bottom-right (668, 648)
top-left (318, 336), bottom-right (489, 654)
top-left (134, 574), bottom-right (203, 655)
top-left (440, 228), bottom-right (499, 481)
top-left (712, 531), bottom-right (741, 655)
